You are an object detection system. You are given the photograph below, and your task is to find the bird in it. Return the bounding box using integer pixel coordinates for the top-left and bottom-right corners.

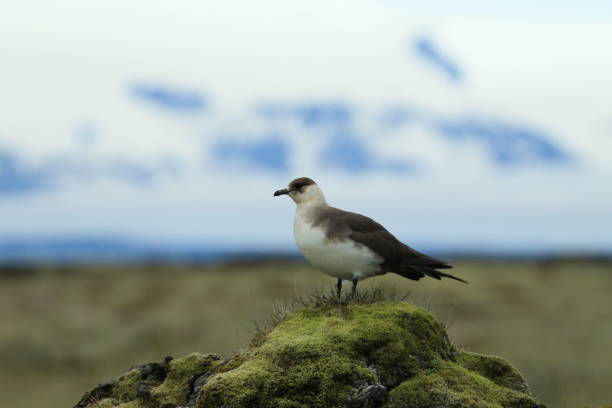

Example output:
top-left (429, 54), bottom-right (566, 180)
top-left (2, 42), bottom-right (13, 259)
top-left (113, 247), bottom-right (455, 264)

top-left (274, 177), bottom-right (467, 299)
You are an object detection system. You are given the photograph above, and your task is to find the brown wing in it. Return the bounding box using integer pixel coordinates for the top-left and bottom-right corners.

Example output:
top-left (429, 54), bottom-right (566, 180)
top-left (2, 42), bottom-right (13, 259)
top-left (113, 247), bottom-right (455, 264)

top-left (316, 207), bottom-right (464, 283)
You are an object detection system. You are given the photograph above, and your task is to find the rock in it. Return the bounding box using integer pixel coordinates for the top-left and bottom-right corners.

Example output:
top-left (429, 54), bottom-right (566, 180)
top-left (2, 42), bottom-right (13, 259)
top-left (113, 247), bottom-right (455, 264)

top-left (346, 381), bottom-right (387, 408)
top-left (75, 353), bottom-right (222, 408)
top-left (74, 299), bottom-right (545, 408)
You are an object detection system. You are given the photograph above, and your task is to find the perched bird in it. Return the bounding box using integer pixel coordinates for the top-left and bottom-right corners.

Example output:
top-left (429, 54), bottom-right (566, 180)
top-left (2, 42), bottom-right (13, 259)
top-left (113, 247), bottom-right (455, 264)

top-left (274, 177), bottom-right (467, 298)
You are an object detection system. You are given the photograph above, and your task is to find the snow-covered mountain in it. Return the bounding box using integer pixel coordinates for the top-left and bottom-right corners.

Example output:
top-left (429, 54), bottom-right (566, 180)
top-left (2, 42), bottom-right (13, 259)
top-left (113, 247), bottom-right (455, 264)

top-left (1, 1), bottom-right (611, 259)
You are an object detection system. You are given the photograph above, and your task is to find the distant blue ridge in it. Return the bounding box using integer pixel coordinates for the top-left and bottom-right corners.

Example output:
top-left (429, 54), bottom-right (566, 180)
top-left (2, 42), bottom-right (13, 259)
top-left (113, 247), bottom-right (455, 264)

top-left (0, 237), bottom-right (608, 264)
top-left (0, 147), bottom-right (156, 195)
top-left (212, 135), bottom-right (290, 172)
top-left (434, 118), bottom-right (570, 165)
top-left (294, 103), bottom-right (352, 127)
top-left (130, 82), bottom-right (206, 112)
top-left (319, 129), bottom-right (417, 173)
top-left (0, 238), bottom-right (225, 263)
top-left (379, 106), bottom-right (416, 128)
top-left (256, 102), bottom-right (353, 127)
top-left (0, 149), bottom-right (50, 194)
top-left (107, 161), bottom-right (154, 185)
top-left (414, 36), bottom-right (463, 84)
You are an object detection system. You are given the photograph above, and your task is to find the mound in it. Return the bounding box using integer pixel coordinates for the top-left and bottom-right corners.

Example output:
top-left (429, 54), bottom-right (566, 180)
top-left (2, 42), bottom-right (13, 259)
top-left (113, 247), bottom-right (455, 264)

top-left (75, 296), bottom-right (544, 408)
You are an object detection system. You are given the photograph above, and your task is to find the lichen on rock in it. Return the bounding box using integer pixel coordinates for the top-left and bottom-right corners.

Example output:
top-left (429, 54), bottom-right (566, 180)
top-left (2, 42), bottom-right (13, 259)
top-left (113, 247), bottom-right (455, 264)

top-left (74, 294), bottom-right (545, 408)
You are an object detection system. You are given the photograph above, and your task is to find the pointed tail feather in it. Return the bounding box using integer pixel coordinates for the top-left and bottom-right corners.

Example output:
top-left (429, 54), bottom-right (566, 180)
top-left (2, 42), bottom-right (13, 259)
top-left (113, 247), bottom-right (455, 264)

top-left (432, 269), bottom-right (468, 284)
top-left (396, 266), bottom-right (468, 284)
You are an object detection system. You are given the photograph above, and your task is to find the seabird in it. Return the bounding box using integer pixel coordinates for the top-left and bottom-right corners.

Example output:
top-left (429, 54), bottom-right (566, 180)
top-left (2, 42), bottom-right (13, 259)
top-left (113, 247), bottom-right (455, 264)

top-left (274, 177), bottom-right (467, 298)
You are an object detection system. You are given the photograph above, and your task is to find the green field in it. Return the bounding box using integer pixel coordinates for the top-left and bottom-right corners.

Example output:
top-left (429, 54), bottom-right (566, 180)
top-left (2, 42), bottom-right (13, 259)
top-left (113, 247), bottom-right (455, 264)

top-left (1, 259), bottom-right (611, 408)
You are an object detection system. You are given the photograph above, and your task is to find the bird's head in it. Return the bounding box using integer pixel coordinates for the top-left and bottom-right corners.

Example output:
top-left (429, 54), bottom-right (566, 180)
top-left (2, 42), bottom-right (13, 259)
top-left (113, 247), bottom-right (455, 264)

top-left (274, 177), bottom-right (325, 205)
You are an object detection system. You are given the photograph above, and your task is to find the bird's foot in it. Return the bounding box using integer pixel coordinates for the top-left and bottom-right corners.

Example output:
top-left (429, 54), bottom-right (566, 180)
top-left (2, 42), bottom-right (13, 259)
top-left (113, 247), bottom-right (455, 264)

top-left (336, 278), bottom-right (342, 300)
top-left (351, 277), bottom-right (358, 300)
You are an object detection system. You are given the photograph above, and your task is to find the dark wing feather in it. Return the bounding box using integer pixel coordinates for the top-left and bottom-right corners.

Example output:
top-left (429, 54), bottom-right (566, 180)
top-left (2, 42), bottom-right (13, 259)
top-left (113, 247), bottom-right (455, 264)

top-left (316, 207), bottom-right (465, 283)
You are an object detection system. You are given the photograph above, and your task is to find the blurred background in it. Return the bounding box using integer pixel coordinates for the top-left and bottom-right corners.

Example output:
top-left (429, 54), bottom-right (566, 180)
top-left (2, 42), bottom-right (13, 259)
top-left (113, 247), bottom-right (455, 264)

top-left (1, 1), bottom-right (611, 407)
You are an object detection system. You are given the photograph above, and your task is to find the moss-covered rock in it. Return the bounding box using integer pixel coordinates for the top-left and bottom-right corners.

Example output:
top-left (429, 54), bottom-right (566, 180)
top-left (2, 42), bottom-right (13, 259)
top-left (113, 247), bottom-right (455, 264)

top-left (151, 353), bottom-right (222, 406)
top-left (455, 350), bottom-right (531, 394)
top-left (74, 298), bottom-right (544, 408)
top-left (74, 354), bottom-right (222, 408)
top-left (385, 361), bottom-right (539, 408)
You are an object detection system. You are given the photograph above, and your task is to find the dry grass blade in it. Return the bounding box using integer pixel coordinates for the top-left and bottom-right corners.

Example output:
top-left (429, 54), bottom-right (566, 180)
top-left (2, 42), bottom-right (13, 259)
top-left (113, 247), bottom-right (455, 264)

top-left (248, 283), bottom-right (412, 346)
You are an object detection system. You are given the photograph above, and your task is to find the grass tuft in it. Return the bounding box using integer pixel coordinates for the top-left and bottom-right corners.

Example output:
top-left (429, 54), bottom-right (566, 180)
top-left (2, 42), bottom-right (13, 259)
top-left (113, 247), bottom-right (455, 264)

top-left (249, 283), bottom-right (411, 347)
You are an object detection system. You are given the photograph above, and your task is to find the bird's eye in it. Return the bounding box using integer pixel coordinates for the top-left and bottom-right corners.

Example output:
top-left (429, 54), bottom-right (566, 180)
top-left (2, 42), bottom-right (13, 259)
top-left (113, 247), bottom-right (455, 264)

top-left (293, 183), bottom-right (304, 190)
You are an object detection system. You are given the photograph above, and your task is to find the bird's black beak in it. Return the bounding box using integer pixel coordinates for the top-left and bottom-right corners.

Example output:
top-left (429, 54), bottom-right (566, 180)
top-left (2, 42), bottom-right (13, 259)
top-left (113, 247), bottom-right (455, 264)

top-left (274, 188), bottom-right (289, 197)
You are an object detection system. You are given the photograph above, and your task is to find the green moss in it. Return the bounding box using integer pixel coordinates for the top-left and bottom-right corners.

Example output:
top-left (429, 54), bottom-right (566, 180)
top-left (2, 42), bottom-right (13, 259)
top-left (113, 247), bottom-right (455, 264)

top-left (215, 352), bottom-right (246, 373)
top-left (456, 350), bottom-right (531, 394)
top-left (85, 398), bottom-right (147, 408)
top-left (265, 302), bottom-right (452, 386)
top-left (86, 398), bottom-right (115, 408)
top-left (384, 361), bottom-right (542, 408)
top-left (199, 302), bottom-right (453, 407)
top-left (77, 298), bottom-right (545, 408)
top-left (266, 399), bottom-right (309, 408)
top-left (112, 369), bottom-right (141, 402)
top-left (199, 359), bottom-right (277, 407)
top-left (113, 402), bottom-right (148, 408)
top-left (150, 353), bottom-right (220, 406)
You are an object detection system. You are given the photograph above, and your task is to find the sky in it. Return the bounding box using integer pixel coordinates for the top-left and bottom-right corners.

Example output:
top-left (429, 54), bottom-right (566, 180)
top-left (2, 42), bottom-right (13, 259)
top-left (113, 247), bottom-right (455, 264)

top-left (0, 1), bottom-right (611, 258)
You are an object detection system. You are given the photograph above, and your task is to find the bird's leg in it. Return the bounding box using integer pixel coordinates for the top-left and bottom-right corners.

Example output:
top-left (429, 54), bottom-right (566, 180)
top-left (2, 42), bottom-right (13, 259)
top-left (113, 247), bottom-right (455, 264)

top-left (336, 278), bottom-right (342, 299)
top-left (351, 277), bottom-right (358, 299)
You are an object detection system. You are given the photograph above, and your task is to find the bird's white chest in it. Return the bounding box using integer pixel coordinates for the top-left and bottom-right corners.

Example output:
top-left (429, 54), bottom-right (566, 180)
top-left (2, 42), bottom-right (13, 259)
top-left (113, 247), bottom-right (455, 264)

top-left (293, 205), bottom-right (382, 281)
